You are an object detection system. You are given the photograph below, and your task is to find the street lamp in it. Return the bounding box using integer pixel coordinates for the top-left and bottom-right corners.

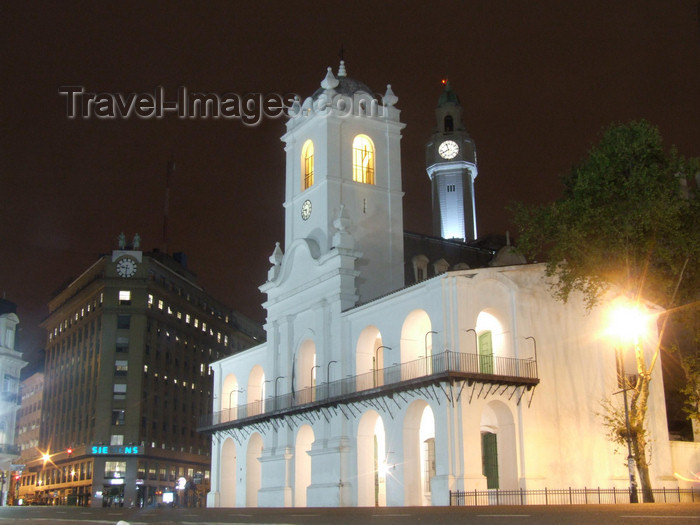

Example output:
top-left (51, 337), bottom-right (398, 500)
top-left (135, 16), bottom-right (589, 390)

top-left (424, 331), bottom-right (437, 360)
top-left (607, 301), bottom-right (647, 504)
top-left (310, 365), bottom-right (320, 401)
top-left (374, 347), bottom-right (391, 386)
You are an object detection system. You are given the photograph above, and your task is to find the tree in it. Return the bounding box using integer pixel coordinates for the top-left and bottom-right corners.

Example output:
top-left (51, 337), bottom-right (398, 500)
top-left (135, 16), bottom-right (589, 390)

top-left (513, 120), bottom-right (700, 502)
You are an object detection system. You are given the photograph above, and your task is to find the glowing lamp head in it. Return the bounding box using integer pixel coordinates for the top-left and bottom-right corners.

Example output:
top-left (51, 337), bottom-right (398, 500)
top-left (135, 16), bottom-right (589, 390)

top-left (42, 453), bottom-right (50, 463)
top-left (607, 301), bottom-right (647, 343)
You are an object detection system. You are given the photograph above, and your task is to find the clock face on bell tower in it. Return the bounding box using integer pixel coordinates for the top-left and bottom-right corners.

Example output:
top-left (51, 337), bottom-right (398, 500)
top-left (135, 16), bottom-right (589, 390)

top-left (438, 140), bottom-right (459, 159)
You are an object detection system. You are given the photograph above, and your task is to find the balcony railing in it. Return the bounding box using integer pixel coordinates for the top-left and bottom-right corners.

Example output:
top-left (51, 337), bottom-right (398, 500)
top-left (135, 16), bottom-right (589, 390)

top-left (199, 350), bottom-right (538, 432)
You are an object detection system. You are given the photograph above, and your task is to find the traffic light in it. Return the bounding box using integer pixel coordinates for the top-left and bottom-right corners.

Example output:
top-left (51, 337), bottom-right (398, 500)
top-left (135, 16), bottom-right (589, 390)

top-left (66, 448), bottom-right (73, 457)
top-left (14, 474), bottom-right (20, 481)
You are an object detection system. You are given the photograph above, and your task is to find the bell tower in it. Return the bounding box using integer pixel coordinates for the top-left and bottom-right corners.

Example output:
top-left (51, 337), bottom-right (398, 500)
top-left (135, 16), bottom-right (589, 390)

top-left (265, 62), bottom-right (406, 308)
top-left (425, 81), bottom-right (478, 241)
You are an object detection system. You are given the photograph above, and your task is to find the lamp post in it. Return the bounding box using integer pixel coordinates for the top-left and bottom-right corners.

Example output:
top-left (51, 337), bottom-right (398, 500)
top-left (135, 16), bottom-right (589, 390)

top-left (423, 331), bottom-right (438, 376)
top-left (374, 346), bottom-right (391, 386)
top-left (608, 301), bottom-right (646, 504)
top-left (311, 365), bottom-right (320, 401)
top-left (274, 376), bottom-right (285, 398)
top-left (326, 360), bottom-right (338, 398)
top-left (618, 346), bottom-right (639, 503)
top-left (525, 336), bottom-right (538, 378)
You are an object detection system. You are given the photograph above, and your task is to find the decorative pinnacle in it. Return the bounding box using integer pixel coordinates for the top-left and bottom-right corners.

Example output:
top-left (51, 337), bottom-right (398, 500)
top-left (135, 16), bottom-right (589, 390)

top-left (383, 84), bottom-right (398, 107)
top-left (338, 60), bottom-right (347, 77)
top-left (321, 66), bottom-right (339, 90)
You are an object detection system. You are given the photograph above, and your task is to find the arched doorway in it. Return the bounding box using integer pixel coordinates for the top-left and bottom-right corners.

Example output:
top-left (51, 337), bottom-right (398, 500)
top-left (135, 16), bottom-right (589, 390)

top-left (480, 401), bottom-right (518, 489)
top-left (245, 433), bottom-right (263, 506)
top-left (357, 411), bottom-right (387, 506)
top-left (220, 438), bottom-right (237, 506)
top-left (222, 374), bottom-right (239, 422)
top-left (294, 425), bottom-right (315, 507)
top-left (403, 401), bottom-right (435, 506)
top-left (356, 326), bottom-right (385, 390)
top-left (400, 310), bottom-right (433, 379)
top-left (297, 339), bottom-right (316, 402)
top-left (248, 366), bottom-right (265, 416)
top-left (475, 310), bottom-right (508, 374)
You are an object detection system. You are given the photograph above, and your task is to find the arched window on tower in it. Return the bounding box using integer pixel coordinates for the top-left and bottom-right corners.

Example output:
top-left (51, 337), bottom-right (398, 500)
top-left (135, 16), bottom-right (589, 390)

top-left (444, 115), bottom-right (453, 132)
top-left (352, 134), bottom-right (375, 184)
top-left (302, 140), bottom-right (314, 190)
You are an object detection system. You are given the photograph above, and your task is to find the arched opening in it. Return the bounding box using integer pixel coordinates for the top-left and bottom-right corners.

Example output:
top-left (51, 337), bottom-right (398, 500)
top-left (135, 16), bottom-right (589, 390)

top-left (400, 310), bottom-right (434, 379)
top-left (294, 425), bottom-right (315, 507)
top-left (356, 326), bottom-right (385, 390)
top-left (403, 401), bottom-right (435, 506)
top-left (222, 374), bottom-right (239, 422)
top-left (297, 339), bottom-right (317, 403)
top-left (475, 310), bottom-right (508, 374)
top-left (248, 366), bottom-right (265, 416)
top-left (245, 433), bottom-right (263, 507)
top-left (220, 438), bottom-right (237, 506)
top-left (352, 134), bottom-right (375, 184)
top-left (480, 401), bottom-right (518, 490)
top-left (444, 115), bottom-right (454, 132)
top-left (301, 140), bottom-right (314, 190)
top-left (357, 411), bottom-right (387, 507)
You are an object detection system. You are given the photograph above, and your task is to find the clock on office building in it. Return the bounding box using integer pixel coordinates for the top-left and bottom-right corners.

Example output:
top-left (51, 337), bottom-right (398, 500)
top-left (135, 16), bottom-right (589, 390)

top-left (116, 257), bottom-right (138, 278)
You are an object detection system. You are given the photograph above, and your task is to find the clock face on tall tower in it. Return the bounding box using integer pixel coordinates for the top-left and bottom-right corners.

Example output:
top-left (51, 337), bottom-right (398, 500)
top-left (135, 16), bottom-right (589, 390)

top-left (116, 257), bottom-right (138, 278)
top-left (438, 140), bottom-right (459, 160)
top-left (301, 199), bottom-right (312, 220)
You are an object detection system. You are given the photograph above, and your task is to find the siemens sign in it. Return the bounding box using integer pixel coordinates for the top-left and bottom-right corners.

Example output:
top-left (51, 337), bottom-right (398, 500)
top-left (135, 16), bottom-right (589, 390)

top-left (90, 445), bottom-right (141, 455)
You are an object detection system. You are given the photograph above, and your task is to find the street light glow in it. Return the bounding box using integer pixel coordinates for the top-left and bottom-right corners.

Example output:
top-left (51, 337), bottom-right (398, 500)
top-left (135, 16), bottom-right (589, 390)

top-left (607, 301), bottom-right (647, 343)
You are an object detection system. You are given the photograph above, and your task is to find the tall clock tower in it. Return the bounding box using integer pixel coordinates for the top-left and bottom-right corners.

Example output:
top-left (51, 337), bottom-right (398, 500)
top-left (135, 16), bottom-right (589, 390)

top-left (425, 81), bottom-right (478, 241)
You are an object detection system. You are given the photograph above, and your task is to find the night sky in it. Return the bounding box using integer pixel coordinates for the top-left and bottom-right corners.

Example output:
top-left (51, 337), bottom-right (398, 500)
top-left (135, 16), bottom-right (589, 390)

top-left (2, 1), bottom-right (699, 366)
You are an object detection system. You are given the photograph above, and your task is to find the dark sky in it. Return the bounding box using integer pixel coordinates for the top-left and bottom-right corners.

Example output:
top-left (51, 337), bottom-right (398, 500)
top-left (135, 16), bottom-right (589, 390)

top-left (2, 1), bottom-right (699, 365)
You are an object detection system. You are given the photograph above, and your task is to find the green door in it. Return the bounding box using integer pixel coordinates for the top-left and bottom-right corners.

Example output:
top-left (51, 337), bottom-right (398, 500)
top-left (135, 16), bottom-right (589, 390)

top-left (478, 331), bottom-right (494, 374)
top-left (481, 432), bottom-right (499, 489)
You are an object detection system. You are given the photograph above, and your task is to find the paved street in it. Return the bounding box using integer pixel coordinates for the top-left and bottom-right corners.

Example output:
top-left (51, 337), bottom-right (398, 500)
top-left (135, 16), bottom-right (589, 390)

top-left (0, 504), bottom-right (699, 525)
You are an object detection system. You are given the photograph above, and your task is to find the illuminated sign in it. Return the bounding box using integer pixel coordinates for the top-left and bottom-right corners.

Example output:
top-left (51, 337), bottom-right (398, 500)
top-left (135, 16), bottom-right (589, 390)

top-left (90, 445), bottom-right (141, 455)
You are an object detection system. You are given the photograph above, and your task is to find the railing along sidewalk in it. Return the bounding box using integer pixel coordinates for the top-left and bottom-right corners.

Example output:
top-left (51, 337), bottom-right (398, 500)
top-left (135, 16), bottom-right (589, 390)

top-left (449, 486), bottom-right (700, 506)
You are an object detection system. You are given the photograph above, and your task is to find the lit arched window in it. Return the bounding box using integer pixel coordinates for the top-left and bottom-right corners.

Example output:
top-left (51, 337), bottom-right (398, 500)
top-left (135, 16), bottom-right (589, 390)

top-left (352, 134), bottom-right (375, 184)
top-left (302, 140), bottom-right (314, 190)
top-left (301, 140), bottom-right (314, 190)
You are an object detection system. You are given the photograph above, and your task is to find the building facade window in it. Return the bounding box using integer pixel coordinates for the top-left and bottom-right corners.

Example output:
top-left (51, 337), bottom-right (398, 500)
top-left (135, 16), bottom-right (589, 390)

top-left (113, 384), bottom-right (127, 400)
top-left (117, 315), bottom-right (130, 329)
top-left (116, 337), bottom-right (129, 353)
top-left (105, 461), bottom-right (126, 479)
top-left (118, 290), bottom-right (131, 305)
top-left (302, 139), bottom-right (314, 190)
top-left (115, 360), bottom-right (128, 375)
top-left (111, 410), bottom-right (125, 425)
top-left (352, 134), bottom-right (375, 184)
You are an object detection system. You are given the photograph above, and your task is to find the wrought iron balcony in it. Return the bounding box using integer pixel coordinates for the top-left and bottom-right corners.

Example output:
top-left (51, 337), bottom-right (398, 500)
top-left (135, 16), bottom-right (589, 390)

top-left (199, 350), bottom-right (539, 433)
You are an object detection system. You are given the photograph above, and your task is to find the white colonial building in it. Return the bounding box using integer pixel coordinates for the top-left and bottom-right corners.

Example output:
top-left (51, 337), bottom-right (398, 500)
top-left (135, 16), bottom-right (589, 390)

top-left (202, 63), bottom-right (678, 507)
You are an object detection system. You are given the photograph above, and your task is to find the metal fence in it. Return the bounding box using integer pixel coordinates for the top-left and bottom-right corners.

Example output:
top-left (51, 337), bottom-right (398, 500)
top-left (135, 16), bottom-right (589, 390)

top-left (449, 487), bottom-right (700, 506)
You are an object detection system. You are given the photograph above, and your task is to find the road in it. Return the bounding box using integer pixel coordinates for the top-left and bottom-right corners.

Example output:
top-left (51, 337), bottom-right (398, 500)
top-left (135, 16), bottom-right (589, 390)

top-left (0, 504), bottom-right (699, 524)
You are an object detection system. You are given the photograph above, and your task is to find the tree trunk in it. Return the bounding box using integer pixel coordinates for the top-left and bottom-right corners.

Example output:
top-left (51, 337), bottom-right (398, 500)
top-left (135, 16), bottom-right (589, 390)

top-left (629, 347), bottom-right (655, 502)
